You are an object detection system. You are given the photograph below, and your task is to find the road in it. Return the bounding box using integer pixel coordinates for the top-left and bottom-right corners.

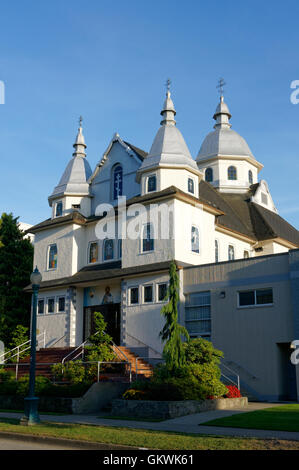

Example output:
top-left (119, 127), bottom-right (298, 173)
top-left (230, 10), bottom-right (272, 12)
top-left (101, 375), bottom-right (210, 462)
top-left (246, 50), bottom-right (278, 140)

top-left (0, 437), bottom-right (83, 450)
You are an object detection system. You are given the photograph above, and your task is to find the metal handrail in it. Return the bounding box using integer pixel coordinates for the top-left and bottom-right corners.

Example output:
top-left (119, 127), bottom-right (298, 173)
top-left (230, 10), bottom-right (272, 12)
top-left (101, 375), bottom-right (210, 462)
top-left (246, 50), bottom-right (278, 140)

top-left (221, 362), bottom-right (240, 390)
top-left (48, 334), bottom-right (66, 348)
top-left (225, 360), bottom-right (258, 380)
top-left (0, 331), bottom-right (46, 364)
top-left (3, 360), bottom-right (132, 382)
top-left (125, 333), bottom-right (162, 358)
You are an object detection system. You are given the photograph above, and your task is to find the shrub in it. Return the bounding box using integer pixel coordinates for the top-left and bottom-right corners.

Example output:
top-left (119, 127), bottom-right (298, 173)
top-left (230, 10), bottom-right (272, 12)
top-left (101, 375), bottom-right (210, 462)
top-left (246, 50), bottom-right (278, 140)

top-left (124, 338), bottom-right (227, 401)
top-left (16, 375), bottom-right (51, 396)
top-left (225, 385), bottom-right (242, 398)
top-left (51, 361), bottom-right (88, 384)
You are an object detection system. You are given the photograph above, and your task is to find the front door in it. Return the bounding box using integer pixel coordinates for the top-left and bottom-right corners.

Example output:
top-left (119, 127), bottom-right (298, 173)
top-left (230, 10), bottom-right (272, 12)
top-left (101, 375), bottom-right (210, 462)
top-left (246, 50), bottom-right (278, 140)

top-left (84, 303), bottom-right (121, 345)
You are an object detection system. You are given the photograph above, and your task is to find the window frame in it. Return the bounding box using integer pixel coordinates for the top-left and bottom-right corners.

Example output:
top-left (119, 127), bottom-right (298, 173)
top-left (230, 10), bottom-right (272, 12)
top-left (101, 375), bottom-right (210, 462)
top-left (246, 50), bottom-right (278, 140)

top-left (143, 284), bottom-right (154, 304)
top-left (55, 201), bottom-right (63, 218)
top-left (141, 223), bottom-right (154, 254)
top-left (205, 167), bottom-right (213, 183)
top-left (88, 241), bottom-right (99, 264)
top-left (147, 174), bottom-right (157, 193)
top-left (157, 282), bottom-right (168, 303)
top-left (228, 165), bottom-right (237, 181)
top-left (37, 298), bottom-right (45, 315)
top-left (46, 297), bottom-right (56, 315)
top-left (129, 286), bottom-right (139, 305)
top-left (112, 164), bottom-right (123, 200)
top-left (228, 244), bottom-right (235, 261)
top-left (238, 288), bottom-right (274, 309)
top-left (103, 239), bottom-right (114, 262)
top-left (191, 225), bottom-right (200, 254)
top-left (47, 244), bottom-right (58, 271)
top-left (187, 177), bottom-right (195, 195)
top-left (57, 296), bottom-right (66, 313)
top-left (248, 170), bottom-right (253, 185)
top-left (215, 239), bottom-right (219, 263)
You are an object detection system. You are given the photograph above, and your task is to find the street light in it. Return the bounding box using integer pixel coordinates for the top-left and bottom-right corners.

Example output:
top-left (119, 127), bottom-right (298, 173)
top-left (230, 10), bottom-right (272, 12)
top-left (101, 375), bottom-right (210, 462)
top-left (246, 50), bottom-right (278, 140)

top-left (21, 266), bottom-right (42, 425)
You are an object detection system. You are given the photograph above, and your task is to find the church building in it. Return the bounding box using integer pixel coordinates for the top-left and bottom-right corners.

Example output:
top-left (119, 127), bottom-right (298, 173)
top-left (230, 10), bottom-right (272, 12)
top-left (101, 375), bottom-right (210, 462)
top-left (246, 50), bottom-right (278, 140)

top-left (26, 87), bottom-right (299, 401)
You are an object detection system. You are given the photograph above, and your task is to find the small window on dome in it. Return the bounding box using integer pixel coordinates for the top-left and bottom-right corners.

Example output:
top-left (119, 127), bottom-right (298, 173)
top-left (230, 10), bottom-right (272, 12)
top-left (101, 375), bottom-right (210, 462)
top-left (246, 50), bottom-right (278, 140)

top-left (228, 166), bottom-right (237, 181)
top-left (55, 202), bottom-right (63, 217)
top-left (205, 168), bottom-right (213, 182)
top-left (103, 239), bottom-right (114, 261)
top-left (188, 178), bottom-right (194, 194)
top-left (89, 242), bottom-right (98, 264)
top-left (147, 175), bottom-right (157, 193)
top-left (248, 170), bottom-right (253, 185)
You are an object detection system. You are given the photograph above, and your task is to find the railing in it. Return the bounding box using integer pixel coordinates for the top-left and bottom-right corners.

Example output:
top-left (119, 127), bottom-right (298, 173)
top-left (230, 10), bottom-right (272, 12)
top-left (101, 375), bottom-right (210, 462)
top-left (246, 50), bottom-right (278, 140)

top-left (62, 330), bottom-right (130, 365)
top-left (225, 360), bottom-right (258, 380)
top-left (47, 334), bottom-right (67, 349)
top-left (125, 333), bottom-right (162, 359)
top-left (220, 362), bottom-right (240, 390)
top-left (3, 360), bottom-right (132, 382)
top-left (0, 331), bottom-right (46, 364)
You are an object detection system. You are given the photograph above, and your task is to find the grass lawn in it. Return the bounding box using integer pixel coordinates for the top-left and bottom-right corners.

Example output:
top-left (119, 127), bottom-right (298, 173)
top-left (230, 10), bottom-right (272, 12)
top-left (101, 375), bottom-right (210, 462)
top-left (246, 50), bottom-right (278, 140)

top-left (203, 404), bottom-right (299, 432)
top-left (0, 417), bottom-right (298, 450)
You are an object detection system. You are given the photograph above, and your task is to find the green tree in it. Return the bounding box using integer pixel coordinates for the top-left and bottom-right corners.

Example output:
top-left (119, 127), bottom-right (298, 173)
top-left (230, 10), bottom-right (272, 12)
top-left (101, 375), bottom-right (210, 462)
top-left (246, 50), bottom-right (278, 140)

top-left (159, 261), bottom-right (189, 372)
top-left (0, 213), bottom-right (33, 346)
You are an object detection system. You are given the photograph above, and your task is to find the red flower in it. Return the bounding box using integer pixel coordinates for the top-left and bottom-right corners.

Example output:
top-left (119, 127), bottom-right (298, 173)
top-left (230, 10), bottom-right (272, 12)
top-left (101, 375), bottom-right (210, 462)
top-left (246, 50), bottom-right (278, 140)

top-left (225, 385), bottom-right (242, 398)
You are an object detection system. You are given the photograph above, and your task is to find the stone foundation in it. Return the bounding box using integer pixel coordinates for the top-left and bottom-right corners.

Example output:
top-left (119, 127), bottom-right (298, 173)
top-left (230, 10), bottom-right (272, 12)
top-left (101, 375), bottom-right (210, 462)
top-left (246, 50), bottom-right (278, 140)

top-left (111, 397), bottom-right (248, 419)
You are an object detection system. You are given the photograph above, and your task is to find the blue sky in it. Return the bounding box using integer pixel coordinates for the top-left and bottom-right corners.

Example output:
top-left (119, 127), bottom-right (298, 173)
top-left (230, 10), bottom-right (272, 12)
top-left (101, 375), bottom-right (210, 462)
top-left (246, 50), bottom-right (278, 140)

top-left (0, 0), bottom-right (299, 227)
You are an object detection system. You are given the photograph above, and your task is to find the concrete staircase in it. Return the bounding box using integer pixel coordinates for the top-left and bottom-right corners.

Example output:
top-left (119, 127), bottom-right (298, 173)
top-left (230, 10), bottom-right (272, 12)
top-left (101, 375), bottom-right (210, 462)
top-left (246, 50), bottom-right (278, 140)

top-left (114, 346), bottom-right (154, 378)
top-left (16, 347), bottom-right (76, 379)
top-left (9, 345), bottom-right (153, 381)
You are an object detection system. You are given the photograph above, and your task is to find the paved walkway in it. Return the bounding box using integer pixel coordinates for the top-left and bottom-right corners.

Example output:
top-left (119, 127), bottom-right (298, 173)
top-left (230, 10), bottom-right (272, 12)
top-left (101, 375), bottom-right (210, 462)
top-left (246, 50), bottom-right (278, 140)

top-left (1, 402), bottom-right (299, 443)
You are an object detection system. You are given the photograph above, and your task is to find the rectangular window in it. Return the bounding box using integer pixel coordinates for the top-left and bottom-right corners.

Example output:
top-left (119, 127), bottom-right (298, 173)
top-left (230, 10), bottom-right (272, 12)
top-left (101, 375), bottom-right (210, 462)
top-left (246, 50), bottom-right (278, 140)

top-left (58, 297), bottom-right (65, 312)
top-left (188, 178), bottom-right (194, 194)
top-left (142, 223), bottom-right (154, 253)
top-left (244, 250), bottom-right (249, 259)
top-left (147, 175), bottom-right (157, 192)
top-left (144, 285), bottom-right (153, 303)
top-left (158, 283), bottom-right (168, 302)
top-left (191, 226), bottom-right (200, 253)
top-left (48, 244), bottom-right (58, 270)
top-left (38, 299), bottom-right (44, 315)
top-left (238, 288), bottom-right (273, 307)
top-left (130, 287), bottom-right (139, 305)
top-left (47, 298), bottom-right (55, 314)
top-left (185, 291), bottom-right (211, 338)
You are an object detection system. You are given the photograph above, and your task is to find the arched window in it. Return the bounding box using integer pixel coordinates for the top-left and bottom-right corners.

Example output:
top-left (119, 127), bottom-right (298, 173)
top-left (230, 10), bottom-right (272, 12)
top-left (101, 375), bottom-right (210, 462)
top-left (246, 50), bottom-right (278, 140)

top-left (188, 178), bottom-right (194, 194)
top-left (228, 245), bottom-right (235, 261)
top-left (113, 165), bottom-right (123, 200)
top-left (191, 226), bottom-right (200, 253)
top-left (205, 168), bottom-right (213, 182)
top-left (147, 175), bottom-right (157, 192)
top-left (215, 240), bottom-right (219, 263)
top-left (142, 223), bottom-right (154, 253)
top-left (103, 239), bottom-right (114, 261)
top-left (55, 202), bottom-right (63, 217)
top-left (89, 242), bottom-right (98, 263)
top-left (248, 170), bottom-right (253, 185)
top-left (228, 166), bottom-right (237, 180)
top-left (48, 244), bottom-right (57, 269)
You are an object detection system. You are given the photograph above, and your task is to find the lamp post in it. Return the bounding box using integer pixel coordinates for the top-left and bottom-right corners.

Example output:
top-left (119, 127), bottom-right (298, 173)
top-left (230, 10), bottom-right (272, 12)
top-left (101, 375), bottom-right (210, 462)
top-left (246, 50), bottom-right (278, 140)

top-left (21, 266), bottom-right (42, 425)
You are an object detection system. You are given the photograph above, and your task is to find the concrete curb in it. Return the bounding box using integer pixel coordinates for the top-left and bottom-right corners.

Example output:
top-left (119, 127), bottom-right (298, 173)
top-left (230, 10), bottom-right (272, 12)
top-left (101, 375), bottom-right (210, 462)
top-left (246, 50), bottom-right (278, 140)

top-left (0, 431), bottom-right (137, 450)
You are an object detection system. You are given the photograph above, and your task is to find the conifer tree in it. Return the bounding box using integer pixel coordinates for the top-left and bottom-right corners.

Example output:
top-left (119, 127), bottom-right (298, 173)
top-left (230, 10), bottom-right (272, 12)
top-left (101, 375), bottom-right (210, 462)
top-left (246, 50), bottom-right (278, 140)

top-left (0, 213), bottom-right (33, 346)
top-left (159, 260), bottom-right (189, 371)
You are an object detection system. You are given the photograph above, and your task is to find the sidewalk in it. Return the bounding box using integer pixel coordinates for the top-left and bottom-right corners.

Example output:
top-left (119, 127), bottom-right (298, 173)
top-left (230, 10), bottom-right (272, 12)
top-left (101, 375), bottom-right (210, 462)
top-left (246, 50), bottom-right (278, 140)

top-left (0, 402), bottom-right (298, 443)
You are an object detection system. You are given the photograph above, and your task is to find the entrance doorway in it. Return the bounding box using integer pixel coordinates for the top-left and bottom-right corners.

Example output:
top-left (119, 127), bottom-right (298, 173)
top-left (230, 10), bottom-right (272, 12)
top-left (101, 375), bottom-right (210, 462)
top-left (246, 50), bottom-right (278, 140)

top-left (84, 303), bottom-right (121, 345)
top-left (277, 343), bottom-right (297, 401)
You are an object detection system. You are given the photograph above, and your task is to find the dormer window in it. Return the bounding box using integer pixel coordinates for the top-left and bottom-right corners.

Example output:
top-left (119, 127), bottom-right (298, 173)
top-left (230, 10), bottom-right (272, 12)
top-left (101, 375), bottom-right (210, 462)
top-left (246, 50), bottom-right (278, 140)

top-left (248, 170), bottom-right (253, 185)
top-left (147, 175), bottom-right (157, 193)
top-left (113, 165), bottom-right (123, 200)
top-left (55, 202), bottom-right (63, 217)
top-left (228, 245), bottom-right (235, 261)
top-left (205, 168), bottom-right (213, 182)
top-left (188, 178), bottom-right (194, 194)
top-left (48, 244), bottom-right (57, 270)
top-left (89, 242), bottom-right (98, 263)
top-left (72, 204), bottom-right (81, 210)
top-left (261, 193), bottom-right (268, 205)
top-left (228, 166), bottom-right (237, 180)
